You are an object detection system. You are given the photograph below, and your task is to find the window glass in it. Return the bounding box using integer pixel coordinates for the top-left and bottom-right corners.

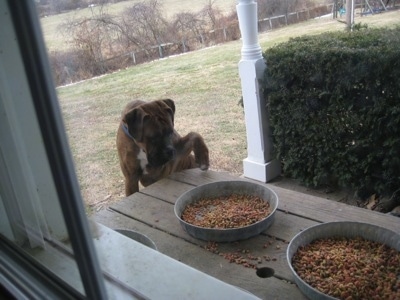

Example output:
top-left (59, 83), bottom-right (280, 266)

top-left (0, 2), bottom-right (107, 298)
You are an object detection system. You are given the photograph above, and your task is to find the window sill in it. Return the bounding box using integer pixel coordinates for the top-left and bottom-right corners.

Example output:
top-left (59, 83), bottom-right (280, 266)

top-left (27, 223), bottom-right (260, 299)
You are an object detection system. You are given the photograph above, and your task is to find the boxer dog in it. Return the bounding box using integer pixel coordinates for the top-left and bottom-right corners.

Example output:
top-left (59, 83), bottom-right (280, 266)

top-left (116, 99), bottom-right (209, 196)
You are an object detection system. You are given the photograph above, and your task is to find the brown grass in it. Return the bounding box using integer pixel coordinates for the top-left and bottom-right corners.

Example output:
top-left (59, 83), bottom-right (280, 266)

top-left (55, 10), bottom-right (400, 212)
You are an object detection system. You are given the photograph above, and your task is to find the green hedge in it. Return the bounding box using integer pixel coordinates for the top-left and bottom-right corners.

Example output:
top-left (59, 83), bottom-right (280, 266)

top-left (263, 26), bottom-right (400, 198)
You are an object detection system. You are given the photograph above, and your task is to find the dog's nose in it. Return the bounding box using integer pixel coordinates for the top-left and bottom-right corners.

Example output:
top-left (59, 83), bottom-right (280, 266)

top-left (165, 147), bottom-right (176, 159)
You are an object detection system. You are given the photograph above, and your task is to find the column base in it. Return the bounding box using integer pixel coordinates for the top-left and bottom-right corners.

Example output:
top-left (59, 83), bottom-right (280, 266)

top-left (243, 158), bottom-right (281, 183)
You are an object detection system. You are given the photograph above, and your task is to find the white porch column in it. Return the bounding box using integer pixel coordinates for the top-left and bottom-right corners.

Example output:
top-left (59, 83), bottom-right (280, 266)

top-left (236, 0), bottom-right (281, 182)
top-left (346, 0), bottom-right (355, 30)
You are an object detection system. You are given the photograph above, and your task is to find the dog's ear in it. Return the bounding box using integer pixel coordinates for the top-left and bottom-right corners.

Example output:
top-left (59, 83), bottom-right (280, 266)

top-left (161, 99), bottom-right (175, 113)
top-left (123, 108), bottom-right (149, 142)
top-left (160, 99), bottom-right (175, 124)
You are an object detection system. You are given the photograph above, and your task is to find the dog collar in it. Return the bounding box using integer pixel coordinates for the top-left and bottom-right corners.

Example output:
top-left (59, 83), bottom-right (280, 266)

top-left (121, 123), bottom-right (148, 155)
top-left (121, 123), bottom-right (135, 140)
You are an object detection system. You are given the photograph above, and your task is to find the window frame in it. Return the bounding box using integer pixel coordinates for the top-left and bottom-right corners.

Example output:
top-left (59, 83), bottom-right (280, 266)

top-left (1, 1), bottom-right (108, 298)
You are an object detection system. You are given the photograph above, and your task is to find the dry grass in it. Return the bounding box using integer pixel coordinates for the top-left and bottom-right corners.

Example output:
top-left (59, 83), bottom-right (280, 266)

top-left (55, 10), bottom-right (400, 212)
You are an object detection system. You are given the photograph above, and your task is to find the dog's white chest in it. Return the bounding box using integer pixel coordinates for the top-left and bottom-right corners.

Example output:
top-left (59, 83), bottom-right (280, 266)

top-left (137, 149), bottom-right (148, 174)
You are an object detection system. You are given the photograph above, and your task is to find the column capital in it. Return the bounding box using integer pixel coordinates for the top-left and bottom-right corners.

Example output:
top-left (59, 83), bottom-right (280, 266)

top-left (236, 0), bottom-right (262, 60)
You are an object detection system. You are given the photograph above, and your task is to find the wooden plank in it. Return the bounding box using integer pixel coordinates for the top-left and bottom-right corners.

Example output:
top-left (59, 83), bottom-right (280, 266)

top-left (268, 211), bottom-right (318, 242)
top-left (143, 171), bottom-right (319, 240)
top-left (134, 176), bottom-right (318, 240)
top-left (108, 190), bottom-right (318, 282)
top-left (168, 168), bottom-right (238, 185)
top-left (269, 185), bottom-right (400, 233)
top-left (94, 209), bottom-right (307, 300)
top-left (110, 193), bottom-right (193, 242)
top-left (170, 169), bottom-right (400, 233)
top-left (139, 178), bottom-right (195, 204)
top-left (110, 187), bottom-right (313, 248)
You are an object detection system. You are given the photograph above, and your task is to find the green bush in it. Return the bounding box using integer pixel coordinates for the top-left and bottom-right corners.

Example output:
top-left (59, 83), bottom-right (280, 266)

top-left (263, 26), bottom-right (400, 198)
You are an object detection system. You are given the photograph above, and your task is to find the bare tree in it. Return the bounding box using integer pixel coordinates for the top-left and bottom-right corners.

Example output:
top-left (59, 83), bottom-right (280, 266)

top-left (121, 0), bottom-right (170, 49)
top-left (172, 11), bottom-right (207, 46)
top-left (257, 0), bottom-right (283, 19)
top-left (257, 0), bottom-right (303, 19)
top-left (200, 0), bottom-right (224, 30)
top-left (61, 4), bottom-right (119, 74)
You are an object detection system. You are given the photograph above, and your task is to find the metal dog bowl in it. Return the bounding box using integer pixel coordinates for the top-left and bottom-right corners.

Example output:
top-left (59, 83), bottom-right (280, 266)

top-left (174, 180), bottom-right (278, 242)
top-left (287, 221), bottom-right (400, 300)
top-left (115, 229), bottom-right (158, 250)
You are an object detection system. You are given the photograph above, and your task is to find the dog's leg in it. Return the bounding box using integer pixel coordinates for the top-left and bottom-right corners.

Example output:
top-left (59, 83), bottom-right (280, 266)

top-left (175, 132), bottom-right (209, 170)
top-left (117, 129), bottom-right (141, 196)
top-left (124, 174), bottom-right (140, 196)
top-left (119, 159), bottom-right (140, 196)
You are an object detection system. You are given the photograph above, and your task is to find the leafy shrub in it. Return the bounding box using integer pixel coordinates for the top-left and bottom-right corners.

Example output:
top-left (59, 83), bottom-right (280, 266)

top-left (263, 26), bottom-right (400, 198)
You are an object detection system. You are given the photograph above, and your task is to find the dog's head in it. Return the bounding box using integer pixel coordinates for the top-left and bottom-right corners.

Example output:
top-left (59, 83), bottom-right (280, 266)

top-left (123, 99), bottom-right (176, 167)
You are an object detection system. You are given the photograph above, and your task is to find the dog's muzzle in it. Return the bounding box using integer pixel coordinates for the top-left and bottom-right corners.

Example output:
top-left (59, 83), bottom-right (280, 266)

top-left (147, 145), bottom-right (176, 167)
top-left (164, 146), bottom-right (176, 160)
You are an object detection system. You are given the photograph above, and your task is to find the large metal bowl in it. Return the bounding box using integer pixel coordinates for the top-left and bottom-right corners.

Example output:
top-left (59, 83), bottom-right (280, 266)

top-left (174, 180), bottom-right (278, 242)
top-left (287, 221), bottom-right (400, 300)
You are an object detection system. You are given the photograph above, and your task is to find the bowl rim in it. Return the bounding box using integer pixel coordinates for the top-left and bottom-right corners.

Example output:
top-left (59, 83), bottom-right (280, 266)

top-left (174, 180), bottom-right (279, 231)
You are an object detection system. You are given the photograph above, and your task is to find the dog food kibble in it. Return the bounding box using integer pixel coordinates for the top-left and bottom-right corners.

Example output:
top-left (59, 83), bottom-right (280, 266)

top-left (292, 236), bottom-right (400, 300)
top-left (181, 194), bottom-right (271, 228)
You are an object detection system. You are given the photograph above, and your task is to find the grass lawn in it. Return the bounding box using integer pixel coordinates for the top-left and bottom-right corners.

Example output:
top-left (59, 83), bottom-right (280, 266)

top-left (55, 9), bottom-right (400, 212)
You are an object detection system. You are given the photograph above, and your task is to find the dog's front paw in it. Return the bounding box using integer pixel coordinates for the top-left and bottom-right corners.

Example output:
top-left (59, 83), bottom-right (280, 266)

top-left (199, 163), bottom-right (209, 171)
top-left (186, 132), bottom-right (209, 171)
top-left (196, 150), bottom-right (209, 171)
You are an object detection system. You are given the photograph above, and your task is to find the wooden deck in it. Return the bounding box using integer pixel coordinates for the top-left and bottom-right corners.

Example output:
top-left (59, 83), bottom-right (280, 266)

top-left (94, 169), bottom-right (400, 300)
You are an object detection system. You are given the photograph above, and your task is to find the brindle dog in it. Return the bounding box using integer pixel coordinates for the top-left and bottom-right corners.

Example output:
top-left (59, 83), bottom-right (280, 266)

top-left (116, 99), bottom-right (209, 196)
